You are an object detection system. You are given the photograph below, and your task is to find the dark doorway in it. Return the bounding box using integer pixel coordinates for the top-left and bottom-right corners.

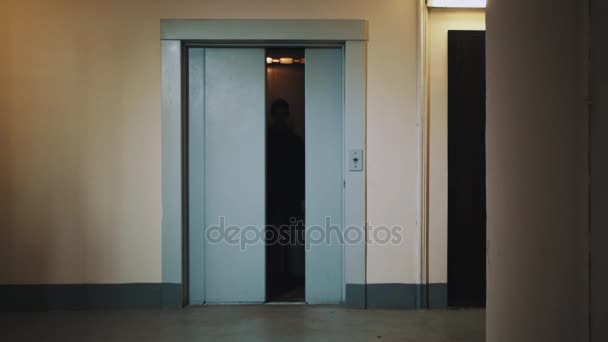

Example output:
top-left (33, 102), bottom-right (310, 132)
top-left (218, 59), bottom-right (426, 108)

top-left (447, 31), bottom-right (487, 308)
top-left (265, 48), bottom-right (306, 302)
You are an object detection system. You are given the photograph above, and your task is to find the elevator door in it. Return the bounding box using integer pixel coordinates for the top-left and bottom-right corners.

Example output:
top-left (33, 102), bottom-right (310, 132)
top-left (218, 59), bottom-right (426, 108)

top-left (305, 48), bottom-right (344, 304)
top-left (188, 47), bottom-right (343, 304)
top-left (190, 48), bottom-right (266, 303)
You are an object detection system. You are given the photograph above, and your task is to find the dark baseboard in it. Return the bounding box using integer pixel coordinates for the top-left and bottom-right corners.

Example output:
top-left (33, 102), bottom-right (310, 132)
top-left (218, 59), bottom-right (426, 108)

top-left (427, 283), bottom-right (448, 309)
top-left (0, 283), bottom-right (182, 311)
top-left (345, 283), bottom-right (366, 309)
top-left (345, 283), bottom-right (448, 309)
top-left (2, 283), bottom-right (446, 311)
top-left (161, 283), bottom-right (183, 309)
top-left (366, 283), bottom-right (419, 309)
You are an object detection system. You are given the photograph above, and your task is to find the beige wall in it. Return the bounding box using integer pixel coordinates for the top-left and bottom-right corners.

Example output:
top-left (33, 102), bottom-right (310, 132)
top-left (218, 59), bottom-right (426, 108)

top-left (2, 0), bottom-right (421, 284)
top-left (0, 0), bottom-right (10, 277)
top-left (486, 0), bottom-right (588, 340)
top-left (427, 8), bottom-right (485, 284)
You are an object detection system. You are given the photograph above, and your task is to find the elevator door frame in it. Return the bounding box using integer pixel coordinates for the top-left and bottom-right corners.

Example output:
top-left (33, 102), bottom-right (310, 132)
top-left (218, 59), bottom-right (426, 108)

top-left (160, 20), bottom-right (368, 308)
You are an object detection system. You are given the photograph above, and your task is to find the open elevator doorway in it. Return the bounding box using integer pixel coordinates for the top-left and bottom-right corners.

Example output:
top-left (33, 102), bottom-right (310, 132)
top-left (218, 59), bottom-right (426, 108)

top-left (265, 48), bottom-right (306, 303)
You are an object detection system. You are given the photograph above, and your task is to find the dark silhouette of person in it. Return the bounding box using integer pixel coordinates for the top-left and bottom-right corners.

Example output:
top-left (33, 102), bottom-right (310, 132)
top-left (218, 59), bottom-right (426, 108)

top-left (266, 98), bottom-right (305, 300)
top-left (267, 98), bottom-right (305, 224)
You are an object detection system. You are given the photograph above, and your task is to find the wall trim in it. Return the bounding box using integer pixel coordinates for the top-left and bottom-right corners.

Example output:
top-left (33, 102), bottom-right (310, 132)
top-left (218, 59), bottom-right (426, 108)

top-left (0, 283), bottom-right (182, 311)
top-left (346, 283), bottom-right (448, 309)
top-left (417, 0), bottom-right (431, 307)
top-left (425, 283), bottom-right (448, 309)
top-left (345, 283), bottom-right (366, 309)
top-left (161, 19), bottom-right (368, 41)
top-left (1, 283), bottom-right (447, 311)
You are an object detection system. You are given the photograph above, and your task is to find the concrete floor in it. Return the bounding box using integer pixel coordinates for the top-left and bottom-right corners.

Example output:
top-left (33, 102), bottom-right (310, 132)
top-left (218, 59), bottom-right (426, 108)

top-left (1, 306), bottom-right (485, 342)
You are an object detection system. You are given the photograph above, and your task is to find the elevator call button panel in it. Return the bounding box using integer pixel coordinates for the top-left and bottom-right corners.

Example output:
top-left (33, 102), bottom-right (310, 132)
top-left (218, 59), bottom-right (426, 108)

top-left (349, 149), bottom-right (364, 171)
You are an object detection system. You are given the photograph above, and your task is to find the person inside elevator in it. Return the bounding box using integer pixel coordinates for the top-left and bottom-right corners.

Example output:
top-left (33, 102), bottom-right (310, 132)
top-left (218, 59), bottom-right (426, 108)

top-left (267, 98), bottom-right (304, 225)
top-left (266, 98), bottom-right (305, 299)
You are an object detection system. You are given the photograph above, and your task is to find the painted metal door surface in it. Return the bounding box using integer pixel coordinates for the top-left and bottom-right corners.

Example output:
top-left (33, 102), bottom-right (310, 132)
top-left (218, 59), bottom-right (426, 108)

top-left (201, 48), bottom-right (266, 303)
top-left (305, 48), bottom-right (344, 304)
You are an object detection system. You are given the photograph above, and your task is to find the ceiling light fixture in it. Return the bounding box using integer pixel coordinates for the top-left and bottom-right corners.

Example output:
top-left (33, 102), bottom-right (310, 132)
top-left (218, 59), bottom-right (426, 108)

top-left (266, 57), bottom-right (305, 65)
top-left (427, 0), bottom-right (486, 8)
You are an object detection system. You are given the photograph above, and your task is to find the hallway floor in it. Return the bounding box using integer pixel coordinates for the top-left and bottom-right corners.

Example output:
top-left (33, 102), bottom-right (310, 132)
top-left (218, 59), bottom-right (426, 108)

top-left (2, 306), bottom-right (485, 342)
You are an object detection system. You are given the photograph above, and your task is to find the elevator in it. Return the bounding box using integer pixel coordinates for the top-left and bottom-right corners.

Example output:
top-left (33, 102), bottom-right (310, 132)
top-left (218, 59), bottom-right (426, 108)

top-left (187, 46), bottom-right (344, 304)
